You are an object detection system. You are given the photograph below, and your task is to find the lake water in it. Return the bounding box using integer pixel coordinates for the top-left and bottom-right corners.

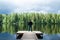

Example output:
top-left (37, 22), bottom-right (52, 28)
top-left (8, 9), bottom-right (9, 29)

top-left (0, 24), bottom-right (60, 40)
top-left (0, 32), bottom-right (60, 40)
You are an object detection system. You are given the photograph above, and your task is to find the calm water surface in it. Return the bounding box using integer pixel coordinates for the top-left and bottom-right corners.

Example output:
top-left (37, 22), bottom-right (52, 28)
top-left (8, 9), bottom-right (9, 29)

top-left (0, 24), bottom-right (60, 40)
top-left (0, 32), bottom-right (60, 40)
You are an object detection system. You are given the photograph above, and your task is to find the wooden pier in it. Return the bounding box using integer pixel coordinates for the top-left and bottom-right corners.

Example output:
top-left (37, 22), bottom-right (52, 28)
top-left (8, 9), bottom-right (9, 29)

top-left (16, 31), bottom-right (43, 40)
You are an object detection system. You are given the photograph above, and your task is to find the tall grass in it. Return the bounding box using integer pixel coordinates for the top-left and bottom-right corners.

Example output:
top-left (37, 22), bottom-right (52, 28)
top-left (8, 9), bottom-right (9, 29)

top-left (1, 12), bottom-right (60, 24)
top-left (0, 12), bottom-right (60, 34)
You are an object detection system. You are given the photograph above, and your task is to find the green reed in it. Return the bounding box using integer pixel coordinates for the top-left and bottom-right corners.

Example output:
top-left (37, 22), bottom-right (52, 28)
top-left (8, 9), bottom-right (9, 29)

top-left (0, 12), bottom-right (60, 34)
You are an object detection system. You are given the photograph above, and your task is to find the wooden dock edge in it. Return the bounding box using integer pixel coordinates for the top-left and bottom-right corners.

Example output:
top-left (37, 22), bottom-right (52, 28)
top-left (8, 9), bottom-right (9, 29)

top-left (16, 31), bottom-right (43, 39)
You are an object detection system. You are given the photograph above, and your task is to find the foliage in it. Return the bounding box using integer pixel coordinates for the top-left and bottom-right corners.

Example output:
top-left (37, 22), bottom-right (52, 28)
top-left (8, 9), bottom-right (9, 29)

top-left (0, 12), bottom-right (60, 34)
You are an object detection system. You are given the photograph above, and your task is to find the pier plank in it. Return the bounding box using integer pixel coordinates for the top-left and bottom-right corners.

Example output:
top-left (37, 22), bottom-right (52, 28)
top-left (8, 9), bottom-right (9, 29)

top-left (16, 31), bottom-right (43, 40)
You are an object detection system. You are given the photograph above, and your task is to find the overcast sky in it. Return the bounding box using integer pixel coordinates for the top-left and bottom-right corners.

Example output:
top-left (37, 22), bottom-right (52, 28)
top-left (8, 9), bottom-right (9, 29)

top-left (0, 0), bottom-right (60, 14)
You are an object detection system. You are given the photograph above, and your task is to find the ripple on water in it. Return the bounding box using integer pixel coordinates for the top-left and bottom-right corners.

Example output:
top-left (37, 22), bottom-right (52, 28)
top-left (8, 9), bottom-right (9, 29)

top-left (0, 33), bottom-right (60, 40)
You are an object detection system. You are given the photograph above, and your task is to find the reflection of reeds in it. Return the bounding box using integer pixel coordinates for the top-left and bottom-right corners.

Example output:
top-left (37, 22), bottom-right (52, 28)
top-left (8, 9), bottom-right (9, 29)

top-left (1, 24), bottom-right (60, 34)
top-left (0, 13), bottom-right (60, 34)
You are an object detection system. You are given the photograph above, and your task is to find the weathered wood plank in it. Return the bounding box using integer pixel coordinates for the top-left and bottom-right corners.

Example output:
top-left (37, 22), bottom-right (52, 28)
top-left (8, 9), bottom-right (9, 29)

top-left (16, 31), bottom-right (43, 40)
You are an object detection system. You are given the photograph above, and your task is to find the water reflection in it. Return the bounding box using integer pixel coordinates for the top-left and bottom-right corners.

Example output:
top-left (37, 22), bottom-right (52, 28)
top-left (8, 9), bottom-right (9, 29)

top-left (33, 24), bottom-right (60, 34)
top-left (42, 34), bottom-right (60, 40)
top-left (0, 24), bottom-right (60, 34)
top-left (0, 33), bottom-right (60, 40)
top-left (0, 24), bottom-right (60, 40)
top-left (0, 32), bottom-right (16, 40)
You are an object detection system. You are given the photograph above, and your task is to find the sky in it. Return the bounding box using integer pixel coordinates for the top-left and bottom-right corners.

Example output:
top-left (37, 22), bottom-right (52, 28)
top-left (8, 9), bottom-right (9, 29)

top-left (0, 0), bottom-right (60, 14)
